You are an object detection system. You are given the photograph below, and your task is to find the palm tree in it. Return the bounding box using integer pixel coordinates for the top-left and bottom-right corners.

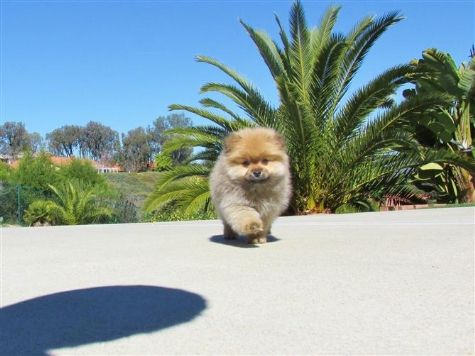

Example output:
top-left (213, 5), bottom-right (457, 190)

top-left (145, 1), bottom-right (475, 216)
top-left (24, 180), bottom-right (113, 225)
top-left (144, 106), bottom-right (250, 217)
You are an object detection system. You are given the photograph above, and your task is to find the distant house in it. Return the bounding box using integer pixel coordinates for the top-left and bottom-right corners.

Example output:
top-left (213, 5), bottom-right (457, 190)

top-left (0, 154), bottom-right (13, 165)
top-left (91, 160), bottom-right (122, 173)
top-left (52, 157), bottom-right (123, 173)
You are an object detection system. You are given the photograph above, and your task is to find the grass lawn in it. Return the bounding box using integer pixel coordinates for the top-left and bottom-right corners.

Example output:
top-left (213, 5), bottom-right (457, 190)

top-left (104, 172), bottom-right (161, 218)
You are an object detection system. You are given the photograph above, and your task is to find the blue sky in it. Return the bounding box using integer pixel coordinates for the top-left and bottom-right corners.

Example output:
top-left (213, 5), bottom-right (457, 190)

top-left (1, 0), bottom-right (474, 138)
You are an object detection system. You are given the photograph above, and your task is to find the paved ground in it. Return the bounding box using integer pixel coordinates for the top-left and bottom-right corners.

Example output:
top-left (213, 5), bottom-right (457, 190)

top-left (1, 207), bottom-right (474, 355)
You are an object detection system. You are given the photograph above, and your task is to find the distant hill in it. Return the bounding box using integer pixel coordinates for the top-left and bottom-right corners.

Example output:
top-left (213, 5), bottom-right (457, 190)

top-left (104, 172), bottom-right (161, 220)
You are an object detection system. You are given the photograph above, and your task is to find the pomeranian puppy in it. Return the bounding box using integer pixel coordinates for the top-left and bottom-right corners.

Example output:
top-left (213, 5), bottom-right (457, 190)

top-left (210, 127), bottom-right (291, 244)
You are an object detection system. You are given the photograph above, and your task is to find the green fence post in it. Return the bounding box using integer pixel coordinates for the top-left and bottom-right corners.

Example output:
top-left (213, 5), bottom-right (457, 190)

top-left (17, 184), bottom-right (21, 225)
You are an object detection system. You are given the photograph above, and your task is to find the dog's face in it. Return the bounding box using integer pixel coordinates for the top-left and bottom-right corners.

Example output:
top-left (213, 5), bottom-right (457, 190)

top-left (223, 128), bottom-right (289, 184)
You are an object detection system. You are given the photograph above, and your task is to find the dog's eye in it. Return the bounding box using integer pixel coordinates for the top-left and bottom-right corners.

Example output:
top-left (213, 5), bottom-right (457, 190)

top-left (262, 158), bottom-right (269, 165)
top-left (242, 160), bottom-right (250, 167)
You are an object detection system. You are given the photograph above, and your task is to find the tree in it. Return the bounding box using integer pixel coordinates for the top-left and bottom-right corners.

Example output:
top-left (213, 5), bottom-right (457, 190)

top-left (0, 122), bottom-right (31, 158)
top-left (46, 125), bottom-right (82, 157)
top-left (148, 113), bottom-right (193, 165)
top-left (120, 127), bottom-right (153, 172)
top-left (28, 132), bottom-right (44, 153)
top-left (24, 180), bottom-right (113, 226)
top-left (145, 1), bottom-right (475, 217)
top-left (407, 49), bottom-right (475, 202)
top-left (81, 121), bottom-right (119, 161)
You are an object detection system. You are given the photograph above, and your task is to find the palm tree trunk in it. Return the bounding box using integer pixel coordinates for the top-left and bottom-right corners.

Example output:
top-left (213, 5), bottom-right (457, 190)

top-left (455, 167), bottom-right (475, 203)
top-left (463, 169), bottom-right (475, 203)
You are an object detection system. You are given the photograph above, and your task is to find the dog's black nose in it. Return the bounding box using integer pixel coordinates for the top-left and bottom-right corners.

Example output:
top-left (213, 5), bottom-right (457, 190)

top-left (252, 171), bottom-right (262, 178)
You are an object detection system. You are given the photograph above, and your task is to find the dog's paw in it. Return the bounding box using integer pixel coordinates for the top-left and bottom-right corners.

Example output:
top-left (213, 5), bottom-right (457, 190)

top-left (242, 219), bottom-right (264, 236)
top-left (243, 219), bottom-right (267, 244)
top-left (257, 236), bottom-right (267, 244)
top-left (248, 236), bottom-right (267, 244)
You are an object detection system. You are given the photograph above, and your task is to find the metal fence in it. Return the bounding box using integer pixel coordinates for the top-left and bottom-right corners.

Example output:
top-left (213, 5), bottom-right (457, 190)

top-left (0, 182), bottom-right (138, 226)
top-left (0, 183), bottom-right (46, 225)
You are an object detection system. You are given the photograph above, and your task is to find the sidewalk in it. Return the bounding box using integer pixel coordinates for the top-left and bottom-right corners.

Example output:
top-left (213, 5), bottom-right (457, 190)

top-left (1, 208), bottom-right (474, 355)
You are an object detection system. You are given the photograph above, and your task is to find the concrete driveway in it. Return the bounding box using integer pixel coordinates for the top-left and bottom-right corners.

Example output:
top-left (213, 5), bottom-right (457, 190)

top-left (1, 207), bottom-right (474, 355)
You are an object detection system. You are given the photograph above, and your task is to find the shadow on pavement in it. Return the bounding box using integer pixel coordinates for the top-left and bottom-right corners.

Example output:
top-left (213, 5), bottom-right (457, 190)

top-left (0, 285), bottom-right (207, 355)
top-left (209, 234), bottom-right (280, 248)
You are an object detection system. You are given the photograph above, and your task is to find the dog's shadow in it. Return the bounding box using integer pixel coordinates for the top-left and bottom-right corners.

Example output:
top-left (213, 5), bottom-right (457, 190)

top-left (209, 234), bottom-right (280, 248)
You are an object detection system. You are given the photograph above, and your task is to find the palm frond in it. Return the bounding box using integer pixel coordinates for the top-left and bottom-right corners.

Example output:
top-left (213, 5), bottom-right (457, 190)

top-left (274, 13), bottom-right (291, 66)
top-left (309, 33), bottom-right (347, 126)
top-left (180, 178), bottom-right (213, 215)
top-left (330, 11), bottom-right (404, 113)
top-left (309, 5), bottom-right (341, 56)
top-left (199, 82), bottom-right (276, 126)
top-left (143, 165), bottom-right (211, 213)
top-left (365, 94), bottom-right (451, 137)
top-left (240, 20), bottom-right (285, 80)
top-left (288, 0), bottom-right (312, 103)
top-left (199, 98), bottom-right (245, 122)
top-left (169, 103), bottom-right (239, 130)
top-left (197, 56), bottom-right (276, 126)
top-left (341, 95), bottom-right (449, 170)
top-left (143, 175), bottom-right (213, 217)
top-left (334, 64), bottom-right (414, 141)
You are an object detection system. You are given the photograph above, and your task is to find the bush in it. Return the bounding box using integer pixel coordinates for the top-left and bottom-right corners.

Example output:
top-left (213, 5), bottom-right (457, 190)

top-left (0, 161), bottom-right (12, 181)
top-left (59, 159), bottom-right (107, 188)
top-left (24, 181), bottom-right (114, 226)
top-left (23, 200), bottom-right (61, 226)
top-left (335, 200), bottom-right (380, 214)
top-left (0, 183), bottom-right (18, 223)
top-left (13, 152), bottom-right (60, 190)
top-left (108, 194), bottom-right (138, 223)
top-left (143, 201), bottom-right (216, 222)
top-left (0, 181), bottom-right (51, 224)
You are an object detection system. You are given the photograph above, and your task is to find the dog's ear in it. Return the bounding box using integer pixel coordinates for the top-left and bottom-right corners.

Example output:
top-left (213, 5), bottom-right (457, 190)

top-left (223, 132), bottom-right (241, 153)
top-left (272, 131), bottom-right (286, 150)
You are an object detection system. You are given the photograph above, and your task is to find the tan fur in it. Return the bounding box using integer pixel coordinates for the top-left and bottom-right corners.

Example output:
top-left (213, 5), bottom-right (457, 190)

top-left (210, 128), bottom-right (292, 244)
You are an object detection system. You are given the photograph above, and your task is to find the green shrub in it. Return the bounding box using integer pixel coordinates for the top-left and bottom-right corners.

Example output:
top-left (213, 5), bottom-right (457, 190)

top-left (13, 152), bottom-right (60, 190)
top-left (108, 194), bottom-right (138, 223)
top-left (335, 200), bottom-right (380, 214)
top-left (23, 200), bottom-right (61, 226)
top-left (24, 181), bottom-right (114, 226)
top-left (0, 161), bottom-right (12, 182)
top-left (59, 159), bottom-right (107, 187)
top-left (143, 201), bottom-right (216, 222)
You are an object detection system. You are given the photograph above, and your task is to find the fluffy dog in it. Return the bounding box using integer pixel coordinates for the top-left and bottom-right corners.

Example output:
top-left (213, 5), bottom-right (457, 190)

top-left (209, 127), bottom-right (291, 244)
